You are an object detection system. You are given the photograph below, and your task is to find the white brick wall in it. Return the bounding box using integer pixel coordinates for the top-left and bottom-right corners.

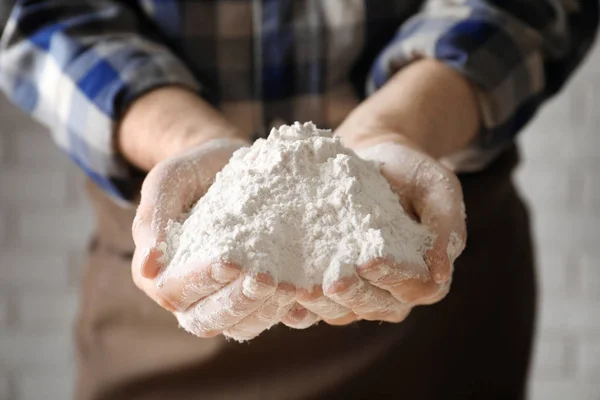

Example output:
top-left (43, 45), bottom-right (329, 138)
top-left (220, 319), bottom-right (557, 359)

top-left (0, 295), bottom-right (9, 330)
top-left (15, 291), bottom-right (79, 328)
top-left (579, 338), bottom-right (600, 380)
top-left (0, 39), bottom-right (599, 400)
top-left (0, 249), bottom-right (70, 289)
top-left (515, 42), bottom-right (600, 398)
top-left (16, 373), bottom-right (74, 400)
top-left (0, 96), bottom-right (92, 398)
top-left (0, 212), bottom-right (8, 246)
top-left (0, 332), bottom-right (73, 369)
top-left (0, 373), bottom-right (12, 400)
top-left (583, 168), bottom-right (600, 212)
top-left (581, 253), bottom-right (600, 300)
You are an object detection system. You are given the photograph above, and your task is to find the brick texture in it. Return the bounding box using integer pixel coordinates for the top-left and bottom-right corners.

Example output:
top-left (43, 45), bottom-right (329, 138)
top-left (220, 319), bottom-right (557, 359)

top-left (14, 208), bottom-right (93, 248)
top-left (15, 373), bottom-right (74, 400)
top-left (534, 249), bottom-right (576, 298)
top-left (529, 333), bottom-right (574, 380)
top-left (518, 42), bottom-right (600, 399)
top-left (0, 211), bottom-right (7, 247)
top-left (583, 167), bottom-right (600, 212)
top-left (0, 374), bottom-right (12, 400)
top-left (0, 101), bottom-right (87, 398)
top-left (1, 29), bottom-right (600, 400)
top-left (3, 122), bottom-right (71, 169)
top-left (0, 296), bottom-right (9, 328)
top-left (528, 381), bottom-right (600, 400)
top-left (0, 169), bottom-right (68, 208)
top-left (578, 338), bottom-right (600, 380)
top-left (0, 249), bottom-right (70, 290)
top-left (581, 252), bottom-right (600, 300)
top-left (0, 332), bottom-right (73, 369)
top-left (0, 133), bottom-right (5, 165)
top-left (14, 291), bottom-right (79, 328)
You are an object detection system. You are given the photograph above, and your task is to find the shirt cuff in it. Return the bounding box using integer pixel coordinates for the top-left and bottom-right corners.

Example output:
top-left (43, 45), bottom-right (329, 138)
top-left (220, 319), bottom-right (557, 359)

top-left (367, 5), bottom-right (546, 172)
top-left (101, 49), bottom-right (201, 206)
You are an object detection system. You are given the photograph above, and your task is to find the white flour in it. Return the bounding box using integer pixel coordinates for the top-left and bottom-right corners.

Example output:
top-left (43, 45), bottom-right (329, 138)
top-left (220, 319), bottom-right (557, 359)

top-left (160, 122), bottom-right (433, 290)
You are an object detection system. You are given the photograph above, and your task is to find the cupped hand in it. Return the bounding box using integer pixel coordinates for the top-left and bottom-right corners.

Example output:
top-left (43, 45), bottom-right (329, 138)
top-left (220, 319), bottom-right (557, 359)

top-left (295, 137), bottom-right (467, 326)
top-left (131, 138), bottom-right (299, 341)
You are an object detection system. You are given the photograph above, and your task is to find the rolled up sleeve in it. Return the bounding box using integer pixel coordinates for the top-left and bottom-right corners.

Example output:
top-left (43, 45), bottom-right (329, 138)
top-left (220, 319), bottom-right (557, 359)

top-left (0, 1), bottom-right (200, 204)
top-left (368, 0), bottom-right (599, 171)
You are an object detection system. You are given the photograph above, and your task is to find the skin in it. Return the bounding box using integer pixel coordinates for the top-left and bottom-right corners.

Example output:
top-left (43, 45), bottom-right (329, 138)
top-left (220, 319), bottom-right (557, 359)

top-left (122, 59), bottom-right (480, 340)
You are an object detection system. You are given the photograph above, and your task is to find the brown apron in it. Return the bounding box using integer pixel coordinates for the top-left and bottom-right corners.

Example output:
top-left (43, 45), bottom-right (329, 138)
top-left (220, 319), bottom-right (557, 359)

top-left (74, 146), bottom-right (536, 400)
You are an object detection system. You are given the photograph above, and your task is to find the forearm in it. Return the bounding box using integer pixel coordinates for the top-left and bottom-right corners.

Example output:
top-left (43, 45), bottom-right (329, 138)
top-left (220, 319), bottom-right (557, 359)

top-left (0, 1), bottom-right (216, 202)
top-left (118, 87), bottom-right (248, 171)
top-left (337, 59), bottom-right (480, 158)
top-left (349, 0), bottom-right (598, 167)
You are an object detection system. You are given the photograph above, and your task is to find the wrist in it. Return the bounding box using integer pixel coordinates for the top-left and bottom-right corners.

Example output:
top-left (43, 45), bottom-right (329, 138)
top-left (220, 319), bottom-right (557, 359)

top-left (337, 59), bottom-right (481, 158)
top-left (117, 86), bottom-right (248, 170)
top-left (339, 125), bottom-right (424, 154)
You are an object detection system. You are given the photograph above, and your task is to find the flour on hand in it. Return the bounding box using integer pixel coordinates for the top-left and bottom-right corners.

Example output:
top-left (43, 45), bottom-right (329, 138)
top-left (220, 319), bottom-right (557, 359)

top-left (159, 122), bottom-right (434, 336)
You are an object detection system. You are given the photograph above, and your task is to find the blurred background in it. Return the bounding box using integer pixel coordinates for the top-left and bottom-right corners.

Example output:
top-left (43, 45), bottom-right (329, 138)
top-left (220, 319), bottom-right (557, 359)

top-left (0, 39), bottom-right (599, 400)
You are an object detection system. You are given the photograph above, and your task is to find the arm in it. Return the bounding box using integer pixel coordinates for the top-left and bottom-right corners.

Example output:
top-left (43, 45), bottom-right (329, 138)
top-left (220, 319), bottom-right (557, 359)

top-left (0, 1), bottom-right (220, 203)
top-left (338, 58), bottom-right (480, 158)
top-left (348, 0), bottom-right (598, 283)
top-left (361, 0), bottom-right (599, 169)
top-left (118, 86), bottom-right (245, 171)
top-left (317, 0), bottom-right (599, 324)
top-left (0, 1), bottom-right (276, 341)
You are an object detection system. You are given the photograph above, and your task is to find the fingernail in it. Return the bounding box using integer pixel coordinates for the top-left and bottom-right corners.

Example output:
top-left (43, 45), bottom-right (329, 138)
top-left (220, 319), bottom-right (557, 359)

top-left (433, 273), bottom-right (446, 284)
top-left (432, 264), bottom-right (450, 284)
top-left (329, 310), bottom-right (353, 320)
top-left (139, 247), bottom-right (157, 279)
top-left (212, 263), bottom-right (240, 283)
top-left (242, 276), bottom-right (274, 298)
top-left (360, 263), bottom-right (390, 281)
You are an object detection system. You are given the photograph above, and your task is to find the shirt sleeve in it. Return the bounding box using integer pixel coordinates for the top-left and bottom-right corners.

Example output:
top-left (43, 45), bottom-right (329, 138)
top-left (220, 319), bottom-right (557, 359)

top-left (368, 0), bottom-right (599, 172)
top-left (0, 1), bottom-right (200, 205)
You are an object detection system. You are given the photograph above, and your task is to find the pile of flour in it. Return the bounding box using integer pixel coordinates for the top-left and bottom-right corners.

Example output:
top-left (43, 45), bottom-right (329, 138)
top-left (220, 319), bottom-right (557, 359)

top-left (160, 122), bottom-right (433, 289)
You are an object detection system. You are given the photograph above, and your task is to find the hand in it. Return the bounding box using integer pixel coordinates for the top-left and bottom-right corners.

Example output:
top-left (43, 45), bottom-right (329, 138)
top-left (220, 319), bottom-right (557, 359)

top-left (293, 59), bottom-right (478, 325)
top-left (122, 88), bottom-right (300, 341)
top-left (131, 138), bottom-right (304, 341)
top-left (292, 137), bottom-right (466, 325)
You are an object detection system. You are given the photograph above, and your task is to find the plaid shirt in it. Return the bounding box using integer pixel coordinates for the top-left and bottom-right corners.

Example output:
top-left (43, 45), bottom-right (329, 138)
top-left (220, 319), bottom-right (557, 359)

top-left (0, 1), bottom-right (597, 204)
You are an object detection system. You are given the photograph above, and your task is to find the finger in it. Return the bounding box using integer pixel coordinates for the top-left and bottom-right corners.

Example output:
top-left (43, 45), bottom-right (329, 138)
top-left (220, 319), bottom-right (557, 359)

top-left (223, 283), bottom-right (296, 341)
top-left (132, 248), bottom-right (241, 312)
top-left (411, 172), bottom-right (466, 284)
top-left (296, 286), bottom-right (352, 320)
top-left (130, 240), bottom-right (164, 282)
top-left (447, 230), bottom-right (467, 265)
top-left (157, 261), bottom-right (241, 311)
top-left (418, 279), bottom-right (452, 306)
top-left (322, 312), bottom-right (360, 326)
top-left (324, 274), bottom-right (409, 320)
top-left (376, 146), bottom-right (466, 284)
top-left (133, 159), bottom-right (208, 279)
top-left (357, 260), bottom-right (440, 304)
top-left (281, 303), bottom-right (320, 329)
top-left (133, 140), bottom-right (245, 279)
top-left (132, 247), bottom-right (179, 312)
top-left (176, 273), bottom-right (277, 337)
top-left (368, 307), bottom-right (412, 323)
top-left (425, 231), bottom-right (453, 284)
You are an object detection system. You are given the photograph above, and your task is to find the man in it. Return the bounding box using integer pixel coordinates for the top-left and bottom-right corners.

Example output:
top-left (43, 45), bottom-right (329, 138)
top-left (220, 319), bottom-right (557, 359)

top-left (0, 1), bottom-right (597, 399)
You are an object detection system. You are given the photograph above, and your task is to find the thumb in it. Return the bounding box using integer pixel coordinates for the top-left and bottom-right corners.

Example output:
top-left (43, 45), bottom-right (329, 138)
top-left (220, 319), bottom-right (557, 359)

top-left (360, 142), bottom-right (466, 284)
top-left (133, 138), bottom-right (248, 279)
top-left (411, 174), bottom-right (466, 284)
top-left (133, 160), bottom-right (190, 279)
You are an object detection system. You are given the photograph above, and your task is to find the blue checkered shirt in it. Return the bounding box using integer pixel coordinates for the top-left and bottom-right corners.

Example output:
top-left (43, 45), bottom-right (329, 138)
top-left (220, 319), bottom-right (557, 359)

top-left (0, 1), bottom-right (597, 204)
